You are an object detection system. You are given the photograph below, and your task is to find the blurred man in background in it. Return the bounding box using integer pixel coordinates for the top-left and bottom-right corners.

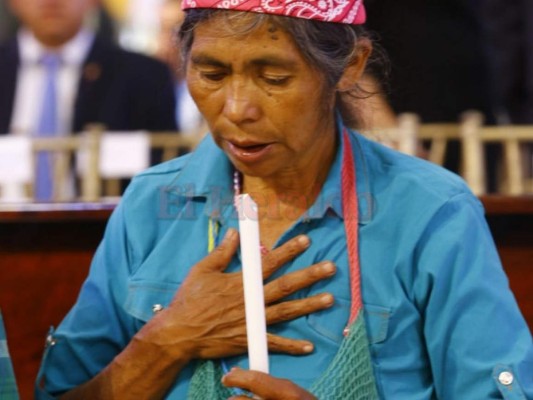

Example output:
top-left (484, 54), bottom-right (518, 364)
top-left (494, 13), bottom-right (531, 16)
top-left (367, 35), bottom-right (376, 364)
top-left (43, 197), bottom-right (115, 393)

top-left (0, 0), bottom-right (176, 135)
top-left (0, 0), bottom-right (176, 200)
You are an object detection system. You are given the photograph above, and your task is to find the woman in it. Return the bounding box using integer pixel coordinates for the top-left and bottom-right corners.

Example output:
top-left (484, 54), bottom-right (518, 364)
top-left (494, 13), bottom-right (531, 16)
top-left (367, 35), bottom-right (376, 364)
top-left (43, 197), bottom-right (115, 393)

top-left (36, 1), bottom-right (532, 399)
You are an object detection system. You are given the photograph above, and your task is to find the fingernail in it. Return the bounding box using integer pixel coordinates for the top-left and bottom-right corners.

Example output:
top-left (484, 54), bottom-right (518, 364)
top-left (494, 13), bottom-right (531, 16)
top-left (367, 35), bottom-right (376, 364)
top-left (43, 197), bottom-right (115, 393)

top-left (322, 262), bottom-right (335, 274)
top-left (297, 235), bottom-right (310, 247)
top-left (321, 294), bottom-right (334, 305)
top-left (303, 344), bottom-right (314, 353)
top-left (225, 228), bottom-right (237, 241)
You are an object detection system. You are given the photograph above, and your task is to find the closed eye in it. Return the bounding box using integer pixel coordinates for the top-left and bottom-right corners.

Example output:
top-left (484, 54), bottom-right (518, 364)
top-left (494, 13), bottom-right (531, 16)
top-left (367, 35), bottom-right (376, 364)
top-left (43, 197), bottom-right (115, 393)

top-left (201, 71), bottom-right (227, 82)
top-left (263, 75), bottom-right (290, 86)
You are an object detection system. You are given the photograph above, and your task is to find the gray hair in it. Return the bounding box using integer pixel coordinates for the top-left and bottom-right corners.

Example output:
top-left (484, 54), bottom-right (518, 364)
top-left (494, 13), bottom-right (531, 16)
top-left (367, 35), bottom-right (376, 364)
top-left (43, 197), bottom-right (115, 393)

top-left (178, 10), bottom-right (385, 127)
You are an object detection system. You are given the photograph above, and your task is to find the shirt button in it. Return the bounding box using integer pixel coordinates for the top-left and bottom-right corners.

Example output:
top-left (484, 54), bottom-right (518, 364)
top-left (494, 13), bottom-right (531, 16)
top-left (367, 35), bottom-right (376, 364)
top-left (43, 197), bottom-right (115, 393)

top-left (498, 371), bottom-right (514, 386)
top-left (46, 334), bottom-right (56, 347)
top-left (152, 304), bottom-right (164, 314)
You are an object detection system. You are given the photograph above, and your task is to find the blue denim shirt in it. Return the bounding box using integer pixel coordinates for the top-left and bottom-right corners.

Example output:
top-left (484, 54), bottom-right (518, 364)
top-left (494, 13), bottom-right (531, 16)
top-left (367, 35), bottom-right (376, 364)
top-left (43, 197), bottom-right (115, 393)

top-left (36, 127), bottom-right (533, 399)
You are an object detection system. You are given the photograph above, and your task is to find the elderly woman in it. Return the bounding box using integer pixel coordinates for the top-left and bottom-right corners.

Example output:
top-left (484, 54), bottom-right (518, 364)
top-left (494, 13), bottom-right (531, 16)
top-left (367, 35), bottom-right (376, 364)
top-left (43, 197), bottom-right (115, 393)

top-left (36, 1), bottom-right (532, 399)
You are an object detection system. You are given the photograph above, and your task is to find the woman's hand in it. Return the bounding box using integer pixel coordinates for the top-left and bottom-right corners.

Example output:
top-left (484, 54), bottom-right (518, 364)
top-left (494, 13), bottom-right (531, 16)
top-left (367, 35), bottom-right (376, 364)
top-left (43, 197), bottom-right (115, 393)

top-left (136, 228), bottom-right (336, 362)
top-left (60, 229), bottom-right (333, 400)
top-left (222, 367), bottom-right (317, 400)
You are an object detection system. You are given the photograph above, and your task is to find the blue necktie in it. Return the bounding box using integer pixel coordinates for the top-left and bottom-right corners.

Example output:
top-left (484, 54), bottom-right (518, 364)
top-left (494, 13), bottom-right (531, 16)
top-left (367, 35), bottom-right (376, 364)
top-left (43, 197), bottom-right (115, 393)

top-left (35, 53), bottom-right (60, 201)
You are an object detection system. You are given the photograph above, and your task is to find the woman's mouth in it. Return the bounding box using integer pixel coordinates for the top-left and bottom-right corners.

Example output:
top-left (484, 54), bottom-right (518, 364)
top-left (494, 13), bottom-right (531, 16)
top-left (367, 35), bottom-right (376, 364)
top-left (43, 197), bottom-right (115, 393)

top-left (226, 140), bottom-right (274, 163)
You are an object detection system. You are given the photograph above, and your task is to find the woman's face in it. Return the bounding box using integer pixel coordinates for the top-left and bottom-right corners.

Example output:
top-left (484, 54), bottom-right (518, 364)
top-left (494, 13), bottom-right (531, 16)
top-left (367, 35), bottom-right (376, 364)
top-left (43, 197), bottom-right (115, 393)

top-left (186, 16), bottom-right (337, 180)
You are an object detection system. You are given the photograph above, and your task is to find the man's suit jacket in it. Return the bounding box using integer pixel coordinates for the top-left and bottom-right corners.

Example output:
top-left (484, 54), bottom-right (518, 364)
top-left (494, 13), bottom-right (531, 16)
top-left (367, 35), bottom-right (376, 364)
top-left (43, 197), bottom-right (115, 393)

top-left (0, 35), bottom-right (177, 135)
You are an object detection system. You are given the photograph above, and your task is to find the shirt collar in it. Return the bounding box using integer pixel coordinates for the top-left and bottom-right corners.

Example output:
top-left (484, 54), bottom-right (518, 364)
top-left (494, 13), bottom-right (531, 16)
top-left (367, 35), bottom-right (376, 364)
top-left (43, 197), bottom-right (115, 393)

top-left (169, 119), bottom-right (374, 225)
top-left (166, 135), bottom-right (234, 221)
top-left (304, 119), bottom-right (374, 224)
top-left (17, 27), bottom-right (94, 66)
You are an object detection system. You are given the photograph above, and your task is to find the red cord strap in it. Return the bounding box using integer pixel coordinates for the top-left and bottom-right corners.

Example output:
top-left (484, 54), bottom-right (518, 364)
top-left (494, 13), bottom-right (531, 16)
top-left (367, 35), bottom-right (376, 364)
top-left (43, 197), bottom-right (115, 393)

top-left (341, 128), bottom-right (362, 331)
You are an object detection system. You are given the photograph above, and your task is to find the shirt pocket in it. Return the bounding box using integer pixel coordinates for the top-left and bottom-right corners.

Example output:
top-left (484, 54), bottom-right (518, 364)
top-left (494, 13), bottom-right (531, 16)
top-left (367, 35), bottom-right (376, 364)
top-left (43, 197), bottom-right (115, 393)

top-left (123, 280), bottom-right (180, 322)
top-left (364, 303), bottom-right (392, 345)
top-left (307, 299), bottom-right (392, 345)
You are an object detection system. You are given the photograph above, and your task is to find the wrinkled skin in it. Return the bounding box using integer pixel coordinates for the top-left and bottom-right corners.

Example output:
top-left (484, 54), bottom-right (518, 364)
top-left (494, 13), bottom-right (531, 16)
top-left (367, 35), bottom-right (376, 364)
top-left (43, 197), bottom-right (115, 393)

top-left (136, 229), bottom-right (336, 361)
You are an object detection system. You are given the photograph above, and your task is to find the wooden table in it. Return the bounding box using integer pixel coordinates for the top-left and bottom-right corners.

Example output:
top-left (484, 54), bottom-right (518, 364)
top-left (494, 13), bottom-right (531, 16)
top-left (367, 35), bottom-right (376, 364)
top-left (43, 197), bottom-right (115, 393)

top-left (0, 196), bottom-right (531, 399)
top-left (0, 202), bottom-right (115, 400)
top-left (481, 195), bottom-right (533, 336)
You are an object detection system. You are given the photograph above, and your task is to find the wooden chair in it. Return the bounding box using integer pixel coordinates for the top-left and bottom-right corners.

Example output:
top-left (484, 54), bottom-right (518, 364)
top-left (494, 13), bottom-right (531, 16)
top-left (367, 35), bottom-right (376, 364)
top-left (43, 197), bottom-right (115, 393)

top-left (362, 111), bottom-right (533, 196)
top-left (97, 130), bottom-right (205, 198)
top-left (460, 112), bottom-right (533, 195)
top-left (0, 129), bottom-right (101, 203)
top-left (150, 131), bottom-right (205, 162)
top-left (0, 136), bottom-right (32, 202)
top-left (32, 129), bottom-right (101, 202)
top-left (362, 113), bottom-right (419, 156)
top-left (0, 125), bottom-right (206, 202)
top-left (362, 113), bottom-right (463, 166)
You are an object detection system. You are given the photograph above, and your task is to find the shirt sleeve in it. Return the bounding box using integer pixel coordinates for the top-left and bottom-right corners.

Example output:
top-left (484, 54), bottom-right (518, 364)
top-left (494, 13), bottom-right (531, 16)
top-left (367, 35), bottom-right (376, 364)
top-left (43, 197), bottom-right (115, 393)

top-left (414, 192), bottom-right (533, 399)
top-left (35, 201), bottom-right (137, 398)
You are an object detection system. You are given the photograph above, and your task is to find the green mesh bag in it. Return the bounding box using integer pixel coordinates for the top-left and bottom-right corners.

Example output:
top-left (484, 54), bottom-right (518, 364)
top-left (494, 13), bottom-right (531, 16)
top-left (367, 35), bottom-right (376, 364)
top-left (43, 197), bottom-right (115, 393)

top-left (187, 360), bottom-right (234, 399)
top-left (187, 313), bottom-right (378, 399)
top-left (310, 315), bottom-right (378, 399)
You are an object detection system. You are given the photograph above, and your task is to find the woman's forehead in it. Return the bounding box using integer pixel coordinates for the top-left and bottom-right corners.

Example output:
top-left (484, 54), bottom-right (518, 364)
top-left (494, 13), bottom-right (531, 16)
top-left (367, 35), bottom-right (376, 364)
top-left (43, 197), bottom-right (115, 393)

top-left (190, 20), bottom-right (302, 66)
top-left (190, 14), bottom-right (298, 55)
top-left (194, 11), bottom-right (281, 38)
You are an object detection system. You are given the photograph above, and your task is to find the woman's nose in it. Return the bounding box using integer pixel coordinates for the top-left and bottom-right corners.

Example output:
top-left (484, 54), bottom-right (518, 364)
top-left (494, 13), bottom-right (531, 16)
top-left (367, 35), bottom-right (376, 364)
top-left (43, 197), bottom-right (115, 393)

top-left (222, 80), bottom-right (261, 124)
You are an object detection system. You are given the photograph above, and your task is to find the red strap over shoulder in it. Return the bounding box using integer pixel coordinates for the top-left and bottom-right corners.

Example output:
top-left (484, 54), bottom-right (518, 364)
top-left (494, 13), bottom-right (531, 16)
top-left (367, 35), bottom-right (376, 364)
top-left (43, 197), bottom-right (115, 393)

top-left (341, 128), bottom-right (362, 330)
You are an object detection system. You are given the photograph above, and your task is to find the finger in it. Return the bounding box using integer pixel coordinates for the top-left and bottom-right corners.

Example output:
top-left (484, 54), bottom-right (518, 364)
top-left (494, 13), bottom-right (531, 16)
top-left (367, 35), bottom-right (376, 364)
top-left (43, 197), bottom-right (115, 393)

top-left (223, 369), bottom-right (270, 396)
top-left (223, 368), bottom-right (317, 400)
top-left (197, 228), bottom-right (239, 272)
top-left (263, 262), bottom-right (336, 303)
top-left (266, 333), bottom-right (314, 355)
top-left (262, 235), bottom-right (310, 278)
top-left (266, 293), bottom-right (334, 325)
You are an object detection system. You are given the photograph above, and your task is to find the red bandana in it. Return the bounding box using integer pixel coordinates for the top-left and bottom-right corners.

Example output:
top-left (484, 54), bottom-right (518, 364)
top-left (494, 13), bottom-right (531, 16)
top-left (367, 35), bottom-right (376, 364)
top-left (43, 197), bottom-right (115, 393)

top-left (182, 0), bottom-right (366, 25)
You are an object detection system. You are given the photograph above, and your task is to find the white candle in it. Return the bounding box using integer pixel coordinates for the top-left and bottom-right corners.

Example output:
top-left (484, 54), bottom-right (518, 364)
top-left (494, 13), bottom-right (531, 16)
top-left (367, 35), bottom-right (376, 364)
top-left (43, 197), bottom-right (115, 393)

top-left (237, 194), bottom-right (269, 374)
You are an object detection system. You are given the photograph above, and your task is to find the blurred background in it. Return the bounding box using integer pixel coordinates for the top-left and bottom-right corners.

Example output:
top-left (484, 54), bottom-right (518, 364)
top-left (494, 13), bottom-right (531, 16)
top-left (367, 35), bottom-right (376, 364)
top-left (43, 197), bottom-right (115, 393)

top-left (0, 0), bottom-right (532, 202)
top-left (0, 0), bottom-right (532, 201)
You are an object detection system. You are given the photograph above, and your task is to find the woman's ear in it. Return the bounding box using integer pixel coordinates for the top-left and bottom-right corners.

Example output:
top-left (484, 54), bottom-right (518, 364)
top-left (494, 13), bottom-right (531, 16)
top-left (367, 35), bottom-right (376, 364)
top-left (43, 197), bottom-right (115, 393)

top-left (337, 38), bottom-right (372, 92)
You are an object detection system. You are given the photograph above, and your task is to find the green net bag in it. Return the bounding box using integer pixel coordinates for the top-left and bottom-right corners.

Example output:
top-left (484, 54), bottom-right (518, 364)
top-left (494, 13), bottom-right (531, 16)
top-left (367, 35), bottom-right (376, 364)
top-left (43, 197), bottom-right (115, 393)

top-left (187, 313), bottom-right (378, 399)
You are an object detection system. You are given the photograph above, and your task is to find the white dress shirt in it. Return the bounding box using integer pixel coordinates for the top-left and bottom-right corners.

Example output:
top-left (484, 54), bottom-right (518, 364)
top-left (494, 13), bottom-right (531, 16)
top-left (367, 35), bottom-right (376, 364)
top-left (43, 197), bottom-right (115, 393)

top-left (9, 28), bottom-right (95, 136)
